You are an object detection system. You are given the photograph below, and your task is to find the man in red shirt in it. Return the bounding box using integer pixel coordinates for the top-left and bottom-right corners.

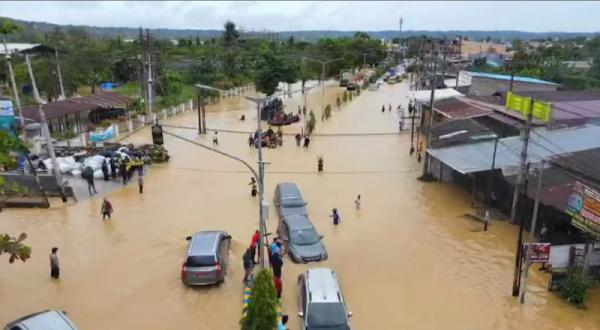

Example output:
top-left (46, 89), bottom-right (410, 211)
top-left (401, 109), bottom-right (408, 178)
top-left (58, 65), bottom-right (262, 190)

top-left (250, 230), bottom-right (260, 264)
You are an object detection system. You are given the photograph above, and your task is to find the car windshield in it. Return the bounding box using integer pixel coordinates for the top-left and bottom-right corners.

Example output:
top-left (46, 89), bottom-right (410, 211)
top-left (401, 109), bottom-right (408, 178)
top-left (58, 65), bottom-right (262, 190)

top-left (290, 228), bottom-right (320, 245)
top-left (307, 303), bottom-right (347, 328)
top-left (281, 197), bottom-right (304, 207)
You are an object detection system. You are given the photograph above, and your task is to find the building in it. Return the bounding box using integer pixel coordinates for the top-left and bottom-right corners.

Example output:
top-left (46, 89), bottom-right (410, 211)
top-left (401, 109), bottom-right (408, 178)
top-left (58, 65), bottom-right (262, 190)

top-left (452, 71), bottom-right (559, 96)
top-left (20, 92), bottom-right (132, 134)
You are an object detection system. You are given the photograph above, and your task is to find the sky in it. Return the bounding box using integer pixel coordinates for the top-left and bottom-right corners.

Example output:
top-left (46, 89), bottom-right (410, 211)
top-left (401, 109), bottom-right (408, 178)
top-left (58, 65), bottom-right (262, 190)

top-left (0, 1), bottom-right (599, 32)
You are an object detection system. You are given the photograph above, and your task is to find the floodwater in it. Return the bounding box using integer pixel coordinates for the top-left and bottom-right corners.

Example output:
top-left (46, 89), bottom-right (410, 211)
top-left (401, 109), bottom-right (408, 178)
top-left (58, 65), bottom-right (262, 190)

top-left (1, 80), bottom-right (599, 330)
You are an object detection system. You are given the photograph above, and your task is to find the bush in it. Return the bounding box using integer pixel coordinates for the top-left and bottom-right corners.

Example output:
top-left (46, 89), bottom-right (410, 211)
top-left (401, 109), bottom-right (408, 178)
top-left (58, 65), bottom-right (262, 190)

top-left (342, 90), bottom-right (348, 103)
top-left (324, 104), bottom-right (332, 120)
top-left (241, 268), bottom-right (278, 330)
top-left (308, 110), bottom-right (316, 134)
top-left (560, 271), bottom-right (592, 308)
top-left (336, 96), bottom-right (341, 110)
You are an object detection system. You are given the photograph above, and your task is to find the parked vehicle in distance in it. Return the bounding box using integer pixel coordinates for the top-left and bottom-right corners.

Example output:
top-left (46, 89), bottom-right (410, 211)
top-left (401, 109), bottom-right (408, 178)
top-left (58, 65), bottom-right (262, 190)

top-left (339, 72), bottom-right (352, 87)
top-left (274, 182), bottom-right (308, 219)
top-left (5, 310), bottom-right (78, 330)
top-left (298, 268), bottom-right (352, 330)
top-left (279, 214), bottom-right (327, 263)
top-left (346, 82), bottom-right (357, 91)
top-left (181, 230), bottom-right (231, 286)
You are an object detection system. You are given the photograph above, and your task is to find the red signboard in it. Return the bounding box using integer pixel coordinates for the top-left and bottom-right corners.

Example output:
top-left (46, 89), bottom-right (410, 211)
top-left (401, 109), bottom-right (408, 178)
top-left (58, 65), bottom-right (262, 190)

top-left (523, 243), bottom-right (551, 263)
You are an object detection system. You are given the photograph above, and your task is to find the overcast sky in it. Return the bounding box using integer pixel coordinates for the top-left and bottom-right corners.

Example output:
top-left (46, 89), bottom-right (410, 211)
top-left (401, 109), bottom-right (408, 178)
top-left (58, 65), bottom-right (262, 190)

top-left (1, 1), bottom-right (599, 32)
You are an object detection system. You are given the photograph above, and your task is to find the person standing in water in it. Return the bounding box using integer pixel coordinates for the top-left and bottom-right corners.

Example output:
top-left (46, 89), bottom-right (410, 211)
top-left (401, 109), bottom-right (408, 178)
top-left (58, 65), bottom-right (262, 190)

top-left (249, 177), bottom-right (257, 196)
top-left (355, 195), bottom-right (361, 209)
top-left (138, 174), bottom-right (144, 194)
top-left (101, 198), bottom-right (113, 220)
top-left (381, 105), bottom-right (385, 113)
top-left (49, 247), bottom-right (60, 279)
top-left (317, 155), bottom-right (324, 172)
top-left (213, 132), bottom-right (219, 146)
top-left (330, 208), bottom-right (341, 225)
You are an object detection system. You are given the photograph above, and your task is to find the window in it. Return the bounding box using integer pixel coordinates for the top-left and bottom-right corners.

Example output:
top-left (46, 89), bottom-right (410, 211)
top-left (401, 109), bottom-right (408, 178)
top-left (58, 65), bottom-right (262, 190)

top-left (306, 303), bottom-right (347, 328)
top-left (185, 255), bottom-right (216, 267)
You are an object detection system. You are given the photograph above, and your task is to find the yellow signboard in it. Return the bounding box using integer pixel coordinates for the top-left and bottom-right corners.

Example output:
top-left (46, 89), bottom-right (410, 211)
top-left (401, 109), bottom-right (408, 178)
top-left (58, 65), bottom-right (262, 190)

top-left (505, 92), bottom-right (552, 122)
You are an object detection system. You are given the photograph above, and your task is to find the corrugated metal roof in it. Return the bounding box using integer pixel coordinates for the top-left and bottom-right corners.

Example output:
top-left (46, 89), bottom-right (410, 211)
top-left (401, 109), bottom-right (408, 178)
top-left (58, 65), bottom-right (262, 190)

top-left (0, 43), bottom-right (40, 55)
top-left (467, 71), bottom-right (558, 85)
top-left (21, 92), bottom-right (131, 122)
top-left (434, 97), bottom-right (492, 120)
top-left (427, 124), bottom-right (600, 174)
top-left (412, 88), bottom-right (464, 104)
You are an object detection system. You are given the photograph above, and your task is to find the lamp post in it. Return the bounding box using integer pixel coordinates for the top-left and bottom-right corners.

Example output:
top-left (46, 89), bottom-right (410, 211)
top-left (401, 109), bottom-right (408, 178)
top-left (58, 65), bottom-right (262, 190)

top-left (302, 57), bottom-right (343, 120)
top-left (2, 38), bottom-right (25, 129)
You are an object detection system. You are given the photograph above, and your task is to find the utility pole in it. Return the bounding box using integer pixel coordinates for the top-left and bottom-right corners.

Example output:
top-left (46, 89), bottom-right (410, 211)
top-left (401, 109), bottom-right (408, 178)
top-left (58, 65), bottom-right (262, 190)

top-left (510, 99), bottom-right (534, 223)
top-left (146, 29), bottom-right (153, 115)
top-left (54, 48), bottom-right (66, 100)
top-left (398, 16), bottom-right (403, 64)
top-left (25, 54), bottom-right (67, 202)
top-left (422, 46), bottom-right (438, 177)
top-left (484, 136), bottom-right (499, 231)
top-left (512, 162), bottom-right (531, 297)
top-left (530, 160), bottom-right (545, 239)
top-left (303, 57), bottom-right (343, 121)
top-left (2, 38), bottom-right (25, 129)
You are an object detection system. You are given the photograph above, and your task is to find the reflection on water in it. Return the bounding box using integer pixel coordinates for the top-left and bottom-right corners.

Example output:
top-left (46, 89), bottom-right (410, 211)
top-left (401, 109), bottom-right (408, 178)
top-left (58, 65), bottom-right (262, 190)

top-left (0, 81), bottom-right (599, 330)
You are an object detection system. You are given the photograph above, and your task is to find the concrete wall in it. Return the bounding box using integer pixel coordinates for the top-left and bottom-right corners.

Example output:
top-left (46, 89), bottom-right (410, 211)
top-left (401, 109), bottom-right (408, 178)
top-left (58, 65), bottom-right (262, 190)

top-left (0, 172), bottom-right (72, 197)
top-left (468, 77), bottom-right (558, 96)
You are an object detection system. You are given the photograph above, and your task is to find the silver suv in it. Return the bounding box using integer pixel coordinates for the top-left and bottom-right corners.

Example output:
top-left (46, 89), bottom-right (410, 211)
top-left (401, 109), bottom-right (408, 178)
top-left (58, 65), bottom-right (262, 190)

top-left (298, 268), bottom-right (352, 330)
top-left (181, 231), bottom-right (231, 285)
top-left (5, 310), bottom-right (78, 330)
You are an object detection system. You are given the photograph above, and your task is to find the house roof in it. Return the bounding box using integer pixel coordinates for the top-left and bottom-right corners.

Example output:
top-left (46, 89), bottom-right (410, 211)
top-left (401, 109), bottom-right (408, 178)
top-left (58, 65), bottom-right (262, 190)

top-left (412, 88), bottom-right (464, 104)
top-left (427, 124), bottom-right (600, 174)
top-left (466, 71), bottom-right (558, 86)
top-left (430, 118), bottom-right (496, 148)
top-left (433, 97), bottom-right (492, 120)
top-left (21, 92), bottom-right (131, 122)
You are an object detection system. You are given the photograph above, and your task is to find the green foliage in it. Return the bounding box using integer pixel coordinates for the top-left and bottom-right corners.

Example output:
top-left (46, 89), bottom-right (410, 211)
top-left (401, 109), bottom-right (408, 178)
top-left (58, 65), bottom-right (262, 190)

top-left (51, 130), bottom-right (77, 141)
top-left (560, 271), bottom-right (593, 308)
top-left (241, 268), bottom-right (278, 330)
top-left (223, 21), bottom-right (240, 47)
top-left (0, 18), bottom-right (22, 36)
top-left (342, 90), bottom-right (348, 103)
top-left (308, 110), bottom-right (317, 134)
top-left (336, 96), bottom-right (341, 110)
top-left (0, 131), bottom-right (22, 170)
top-left (0, 232), bottom-right (31, 263)
top-left (323, 104), bottom-right (332, 120)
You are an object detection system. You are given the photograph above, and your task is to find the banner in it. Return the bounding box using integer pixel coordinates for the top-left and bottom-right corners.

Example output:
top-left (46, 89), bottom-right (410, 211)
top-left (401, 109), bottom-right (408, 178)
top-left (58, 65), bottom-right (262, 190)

top-left (523, 243), bottom-right (551, 263)
top-left (90, 125), bottom-right (116, 143)
top-left (566, 181), bottom-right (600, 234)
top-left (0, 99), bottom-right (16, 132)
top-left (505, 92), bottom-right (552, 122)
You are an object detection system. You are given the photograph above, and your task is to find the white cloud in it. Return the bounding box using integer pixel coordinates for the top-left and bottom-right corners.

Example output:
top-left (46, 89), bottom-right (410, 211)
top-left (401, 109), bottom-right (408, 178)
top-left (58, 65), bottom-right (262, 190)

top-left (0, 1), bottom-right (599, 32)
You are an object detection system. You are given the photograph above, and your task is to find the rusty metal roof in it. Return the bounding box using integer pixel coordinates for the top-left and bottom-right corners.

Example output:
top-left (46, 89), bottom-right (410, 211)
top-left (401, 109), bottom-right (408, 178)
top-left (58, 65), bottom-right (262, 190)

top-left (21, 92), bottom-right (131, 122)
top-left (433, 97), bottom-right (492, 120)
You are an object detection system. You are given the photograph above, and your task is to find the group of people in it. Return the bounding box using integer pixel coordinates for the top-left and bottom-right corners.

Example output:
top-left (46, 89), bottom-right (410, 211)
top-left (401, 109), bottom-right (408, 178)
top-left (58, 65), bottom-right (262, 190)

top-left (248, 127), bottom-right (283, 149)
top-left (85, 155), bottom-right (145, 196)
top-left (294, 133), bottom-right (310, 148)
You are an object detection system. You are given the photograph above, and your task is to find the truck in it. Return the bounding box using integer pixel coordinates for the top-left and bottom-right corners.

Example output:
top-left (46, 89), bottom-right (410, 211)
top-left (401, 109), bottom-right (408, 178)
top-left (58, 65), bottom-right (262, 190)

top-left (339, 72), bottom-right (353, 87)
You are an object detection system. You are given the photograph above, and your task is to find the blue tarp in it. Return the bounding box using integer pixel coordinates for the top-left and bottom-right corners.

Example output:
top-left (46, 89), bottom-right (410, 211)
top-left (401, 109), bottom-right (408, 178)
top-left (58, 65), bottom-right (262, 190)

top-left (90, 126), bottom-right (116, 143)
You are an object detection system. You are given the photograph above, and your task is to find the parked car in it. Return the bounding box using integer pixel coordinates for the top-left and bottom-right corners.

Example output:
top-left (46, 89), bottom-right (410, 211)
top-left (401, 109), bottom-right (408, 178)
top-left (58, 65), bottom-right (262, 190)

top-left (274, 182), bottom-right (308, 219)
top-left (297, 268), bottom-right (352, 330)
top-left (5, 310), bottom-right (78, 330)
top-left (279, 214), bottom-right (327, 263)
top-left (181, 230), bottom-right (231, 286)
top-left (346, 82), bottom-right (357, 91)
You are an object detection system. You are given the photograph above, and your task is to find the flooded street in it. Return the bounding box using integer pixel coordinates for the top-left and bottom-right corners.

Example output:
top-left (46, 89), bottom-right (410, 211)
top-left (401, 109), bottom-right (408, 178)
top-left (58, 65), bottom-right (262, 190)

top-left (1, 80), bottom-right (599, 330)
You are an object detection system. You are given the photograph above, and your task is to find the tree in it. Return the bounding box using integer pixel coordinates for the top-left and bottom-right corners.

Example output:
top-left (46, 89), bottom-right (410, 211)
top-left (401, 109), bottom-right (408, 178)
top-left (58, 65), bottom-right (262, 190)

top-left (342, 90), bottom-right (348, 103)
top-left (307, 110), bottom-right (317, 134)
top-left (223, 21), bottom-right (240, 47)
top-left (0, 18), bottom-right (22, 42)
top-left (0, 233), bottom-right (31, 263)
top-left (336, 96), bottom-right (341, 110)
top-left (240, 268), bottom-right (278, 330)
top-left (323, 104), bottom-right (332, 120)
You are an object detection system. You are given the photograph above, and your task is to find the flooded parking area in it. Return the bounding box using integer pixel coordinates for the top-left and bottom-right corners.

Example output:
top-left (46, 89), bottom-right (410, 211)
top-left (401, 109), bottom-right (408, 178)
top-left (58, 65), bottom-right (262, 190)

top-left (1, 81), bottom-right (599, 330)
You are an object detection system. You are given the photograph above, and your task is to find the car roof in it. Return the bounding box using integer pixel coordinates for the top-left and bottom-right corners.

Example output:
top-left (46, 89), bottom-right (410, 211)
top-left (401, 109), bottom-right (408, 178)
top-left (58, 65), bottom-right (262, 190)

top-left (189, 231), bottom-right (224, 256)
top-left (306, 268), bottom-right (342, 303)
top-left (277, 182), bottom-right (303, 198)
top-left (10, 310), bottom-right (77, 330)
top-left (284, 214), bottom-right (313, 230)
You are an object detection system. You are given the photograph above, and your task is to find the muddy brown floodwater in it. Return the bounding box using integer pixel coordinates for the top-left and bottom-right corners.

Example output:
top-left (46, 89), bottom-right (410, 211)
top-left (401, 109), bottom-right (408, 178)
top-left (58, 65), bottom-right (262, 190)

top-left (1, 80), bottom-right (599, 330)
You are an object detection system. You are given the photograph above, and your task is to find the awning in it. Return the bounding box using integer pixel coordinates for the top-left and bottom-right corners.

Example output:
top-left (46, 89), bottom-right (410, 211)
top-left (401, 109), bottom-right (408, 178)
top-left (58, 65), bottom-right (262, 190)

top-left (427, 124), bottom-right (600, 174)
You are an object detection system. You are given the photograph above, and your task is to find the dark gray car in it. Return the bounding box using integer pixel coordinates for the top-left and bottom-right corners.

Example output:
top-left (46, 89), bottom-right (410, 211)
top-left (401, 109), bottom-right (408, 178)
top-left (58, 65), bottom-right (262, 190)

top-left (279, 214), bottom-right (327, 263)
top-left (181, 230), bottom-right (231, 286)
top-left (274, 182), bottom-right (307, 218)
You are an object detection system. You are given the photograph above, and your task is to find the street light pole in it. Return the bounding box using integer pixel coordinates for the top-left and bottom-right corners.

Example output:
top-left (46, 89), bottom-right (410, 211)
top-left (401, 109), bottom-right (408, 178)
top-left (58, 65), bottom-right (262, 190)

top-left (2, 38), bottom-right (25, 129)
top-left (303, 57), bottom-right (343, 121)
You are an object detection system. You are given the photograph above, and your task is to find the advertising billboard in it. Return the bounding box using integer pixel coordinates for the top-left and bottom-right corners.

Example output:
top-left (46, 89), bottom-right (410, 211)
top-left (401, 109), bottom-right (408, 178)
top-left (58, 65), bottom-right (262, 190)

top-left (0, 99), bottom-right (16, 132)
top-left (566, 181), bottom-right (600, 234)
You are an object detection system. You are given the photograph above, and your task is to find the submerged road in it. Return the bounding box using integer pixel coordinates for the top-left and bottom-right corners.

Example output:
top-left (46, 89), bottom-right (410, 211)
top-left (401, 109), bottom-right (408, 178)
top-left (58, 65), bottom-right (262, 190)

top-left (1, 80), bottom-right (599, 329)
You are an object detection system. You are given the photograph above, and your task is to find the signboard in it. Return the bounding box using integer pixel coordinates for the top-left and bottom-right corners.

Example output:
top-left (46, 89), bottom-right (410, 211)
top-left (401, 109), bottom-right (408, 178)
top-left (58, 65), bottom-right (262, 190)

top-left (566, 181), bottom-right (600, 234)
top-left (505, 92), bottom-right (552, 123)
top-left (523, 243), bottom-right (551, 263)
top-left (0, 99), bottom-right (16, 132)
